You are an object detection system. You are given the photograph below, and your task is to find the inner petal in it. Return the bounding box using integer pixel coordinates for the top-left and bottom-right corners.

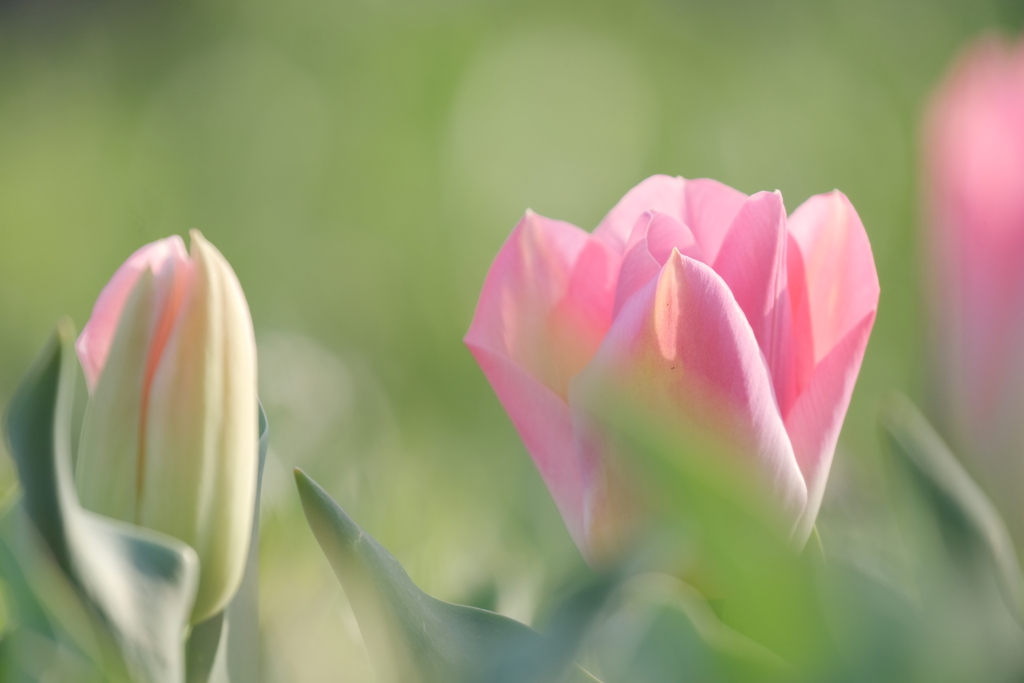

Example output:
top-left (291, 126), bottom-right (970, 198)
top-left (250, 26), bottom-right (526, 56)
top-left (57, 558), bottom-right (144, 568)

top-left (614, 211), bottom-right (704, 316)
top-left (647, 211), bottom-right (704, 265)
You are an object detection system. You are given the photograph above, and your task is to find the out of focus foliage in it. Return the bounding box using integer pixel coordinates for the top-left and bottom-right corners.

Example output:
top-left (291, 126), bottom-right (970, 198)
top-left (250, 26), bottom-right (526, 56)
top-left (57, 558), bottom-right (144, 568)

top-left (0, 0), bottom-right (1021, 680)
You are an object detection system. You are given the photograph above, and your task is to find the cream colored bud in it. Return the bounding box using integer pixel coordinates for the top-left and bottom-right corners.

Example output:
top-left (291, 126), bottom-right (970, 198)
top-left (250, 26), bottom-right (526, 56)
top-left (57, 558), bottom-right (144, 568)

top-left (76, 230), bottom-right (258, 623)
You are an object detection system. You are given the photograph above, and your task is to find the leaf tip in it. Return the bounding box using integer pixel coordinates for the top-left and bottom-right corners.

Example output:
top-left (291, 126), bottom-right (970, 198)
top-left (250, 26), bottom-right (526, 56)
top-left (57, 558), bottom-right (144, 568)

top-left (293, 469), bottom-right (363, 550)
top-left (55, 316), bottom-right (76, 348)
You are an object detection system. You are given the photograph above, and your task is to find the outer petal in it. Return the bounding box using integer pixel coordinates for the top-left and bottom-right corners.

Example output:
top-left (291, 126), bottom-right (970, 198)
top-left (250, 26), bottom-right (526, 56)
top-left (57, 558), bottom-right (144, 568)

top-left (787, 191), bottom-right (879, 391)
top-left (465, 211), bottom-right (620, 550)
top-left (786, 314), bottom-right (875, 542)
top-left (785, 191), bottom-right (879, 537)
top-left (76, 236), bottom-right (189, 391)
top-left (571, 250), bottom-right (808, 541)
top-left (76, 270), bottom-right (157, 523)
top-left (141, 231), bottom-right (258, 623)
top-left (467, 345), bottom-right (584, 547)
top-left (712, 191), bottom-right (795, 414)
top-left (76, 244), bottom-right (194, 524)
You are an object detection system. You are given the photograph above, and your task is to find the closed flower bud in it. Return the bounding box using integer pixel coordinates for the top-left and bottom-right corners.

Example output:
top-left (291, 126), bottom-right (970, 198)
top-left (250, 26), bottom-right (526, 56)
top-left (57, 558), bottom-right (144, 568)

top-left (75, 230), bottom-right (258, 624)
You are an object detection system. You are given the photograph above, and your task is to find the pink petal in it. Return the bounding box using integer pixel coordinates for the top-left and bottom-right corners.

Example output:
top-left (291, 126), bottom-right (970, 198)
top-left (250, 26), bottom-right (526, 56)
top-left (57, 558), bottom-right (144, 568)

top-left (712, 191), bottom-right (795, 415)
top-left (594, 175), bottom-right (686, 251)
top-left (76, 236), bottom-right (190, 392)
top-left (784, 191), bottom-right (878, 536)
top-left (786, 313), bottom-right (875, 543)
top-left (465, 211), bottom-right (620, 549)
top-left (681, 177), bottom-right (750, 264)
top-left (645, 211), bottom-right (704, 264)
top-left (550, 237), bottom-right (622, 391)
top-left (467, 345), bottom-right (586, 548)
top-left (614, 211), bottom-right (704, 316)
top-left (593, 176), bottom-right (748, 262)
top-left (571, 250), bottom-right (808, 537)
top-left (787, 191), bottom-right (879, 395)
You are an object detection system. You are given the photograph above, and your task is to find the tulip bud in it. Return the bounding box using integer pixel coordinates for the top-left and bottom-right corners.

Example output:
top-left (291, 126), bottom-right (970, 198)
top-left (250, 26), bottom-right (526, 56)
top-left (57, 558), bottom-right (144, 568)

top-left (75, 230), bottom-right (258, 624)
top-left (925, 35), bottom-right (1024, 547)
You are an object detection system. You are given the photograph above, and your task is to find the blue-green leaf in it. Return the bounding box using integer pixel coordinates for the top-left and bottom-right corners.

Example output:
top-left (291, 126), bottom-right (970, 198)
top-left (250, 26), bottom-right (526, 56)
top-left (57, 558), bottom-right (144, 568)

top-left (3, 320), bottom-right (199, 683)
top-left (185, 613), bottom-right (228, 683)
top-left (294, 468), bottom-right (606, 683)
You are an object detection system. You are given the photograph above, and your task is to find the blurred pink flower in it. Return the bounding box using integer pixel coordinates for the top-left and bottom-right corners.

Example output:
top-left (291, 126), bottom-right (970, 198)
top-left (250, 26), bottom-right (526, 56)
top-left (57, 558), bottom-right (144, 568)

top-left (925, 35), bottom-right (1024, 540)
top-left (466, 176), bottom-right (879, 559)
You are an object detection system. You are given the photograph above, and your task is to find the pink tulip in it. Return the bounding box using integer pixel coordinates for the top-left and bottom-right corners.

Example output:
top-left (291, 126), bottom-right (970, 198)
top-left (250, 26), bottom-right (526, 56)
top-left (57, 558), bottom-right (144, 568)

top-left (466, 176), bottom-right (879, 558)
top-left (925, 35), bottom-right (1024, 542)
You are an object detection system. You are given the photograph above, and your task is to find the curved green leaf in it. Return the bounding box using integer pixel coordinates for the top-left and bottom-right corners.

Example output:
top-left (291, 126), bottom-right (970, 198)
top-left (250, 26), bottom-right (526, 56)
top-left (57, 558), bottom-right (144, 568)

top-left (294, 468), bottom-right (606, 683)
top-left (880, 393), bottom-right (1024, 623)
top-left (3, 320), bottom-right (199, 683)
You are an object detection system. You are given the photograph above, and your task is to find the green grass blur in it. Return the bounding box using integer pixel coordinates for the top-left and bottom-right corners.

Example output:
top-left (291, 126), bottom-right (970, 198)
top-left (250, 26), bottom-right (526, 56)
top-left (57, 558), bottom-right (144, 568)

top-left (0, 0), bottom-right (1021, 679)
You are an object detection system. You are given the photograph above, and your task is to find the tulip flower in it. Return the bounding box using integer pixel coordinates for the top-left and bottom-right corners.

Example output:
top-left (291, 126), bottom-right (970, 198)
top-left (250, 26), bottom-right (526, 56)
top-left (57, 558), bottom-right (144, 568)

top-left (924, 35), bottom-right (1024, 547)
top-left (75, 230), bottom-right (258, 623)
top-left (466, 176), bottom-right (879, 559)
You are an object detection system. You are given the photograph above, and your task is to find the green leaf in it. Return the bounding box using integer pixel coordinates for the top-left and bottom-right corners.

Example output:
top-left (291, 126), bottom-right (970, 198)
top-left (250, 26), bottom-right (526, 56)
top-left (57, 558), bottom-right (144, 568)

top-left (0, 496), bottom-right (121, 682)
top-left (294, 468), bottom-right (608, 683)
top-left (880, 392), bottom-right (1024, 622)
top-left (584, 573), bottom-right (791, 683)
top-left (585, 403), bottom-right (830, 672)
top-left (0, 501), bottom-right (55, 645)
top-left (185, 613), bottom-right (228, 683)
top-left (3, 320), bottom-right (199, 683)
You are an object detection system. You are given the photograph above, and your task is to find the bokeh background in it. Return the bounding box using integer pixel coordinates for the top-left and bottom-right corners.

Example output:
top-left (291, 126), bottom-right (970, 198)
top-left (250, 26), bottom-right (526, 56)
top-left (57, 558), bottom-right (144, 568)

top-left (0, 0), bottom-right (1021, 679)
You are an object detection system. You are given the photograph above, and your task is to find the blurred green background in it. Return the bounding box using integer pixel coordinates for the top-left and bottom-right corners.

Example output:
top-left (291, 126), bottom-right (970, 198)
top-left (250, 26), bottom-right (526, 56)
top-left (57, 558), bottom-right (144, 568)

top-left (0, 0), bottom-right (1021, 679)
